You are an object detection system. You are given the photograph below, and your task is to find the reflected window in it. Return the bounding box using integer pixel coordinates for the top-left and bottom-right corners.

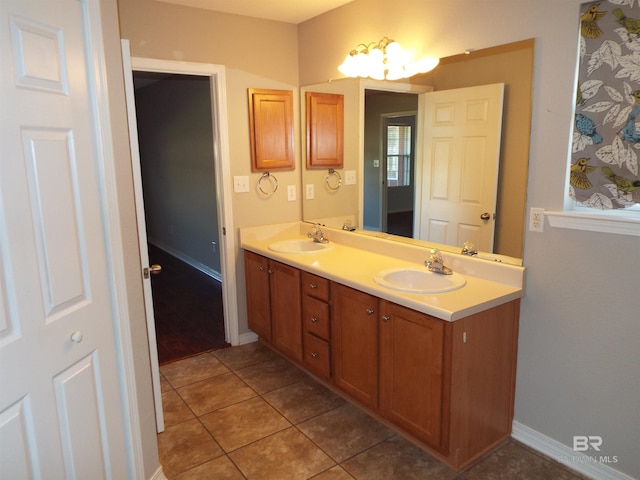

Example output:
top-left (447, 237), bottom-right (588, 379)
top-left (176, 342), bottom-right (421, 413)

top-left (386, 124), bottom-right (412, 187)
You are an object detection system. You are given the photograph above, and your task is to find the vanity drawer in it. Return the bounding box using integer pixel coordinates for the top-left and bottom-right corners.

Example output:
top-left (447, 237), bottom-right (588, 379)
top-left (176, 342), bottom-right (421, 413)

top-left (302, 271), bottom-right (329, 301)
top-left (303, 332), bottom-right (330, 380)
top-left (303, 295), bottom-right (330, 340)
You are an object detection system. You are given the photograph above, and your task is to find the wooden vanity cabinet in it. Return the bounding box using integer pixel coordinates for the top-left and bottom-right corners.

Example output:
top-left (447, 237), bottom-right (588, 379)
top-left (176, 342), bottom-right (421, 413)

top-left (331, 283), bottom-right (380, 410)
top-left (244, 251), bottom-right (302, 362)
top-left (301, 272), bottom-right (331, 379)
top-left (244, 250), bottom-right (272, 341)
top-left (379, 301), bottom-right (449, 452)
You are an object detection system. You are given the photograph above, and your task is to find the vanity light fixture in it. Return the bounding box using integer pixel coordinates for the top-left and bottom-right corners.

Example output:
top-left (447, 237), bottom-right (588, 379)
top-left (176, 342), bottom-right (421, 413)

top-left (338, 37), bottom-right (439, 80)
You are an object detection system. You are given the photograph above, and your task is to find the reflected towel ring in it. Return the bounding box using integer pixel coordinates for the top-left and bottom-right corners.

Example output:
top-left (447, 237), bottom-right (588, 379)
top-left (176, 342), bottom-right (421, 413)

top-left (325, 169), bottom-right (342, 191)
top-left (257, 172), bottom-right (278, 196)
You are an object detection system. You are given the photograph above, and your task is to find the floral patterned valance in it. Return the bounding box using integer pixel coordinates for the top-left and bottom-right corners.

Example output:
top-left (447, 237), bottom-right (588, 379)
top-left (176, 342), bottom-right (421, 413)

top-left (572, 0), bottom-right (640, 209)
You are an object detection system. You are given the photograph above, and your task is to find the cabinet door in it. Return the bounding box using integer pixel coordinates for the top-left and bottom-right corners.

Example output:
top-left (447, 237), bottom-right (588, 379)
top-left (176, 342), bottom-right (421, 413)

top-left (244, 251), bottom-right (272, 341)
top-left (306, 91), bottom-right (344, 169)
top-left (331, 283), bottom-right (379, 409)
top-left (270, 260), bottom-right (303, 362)
top-left (248, 88), bottom-right (295, 171)
top-left (380, 301), bottom-right (447, 450)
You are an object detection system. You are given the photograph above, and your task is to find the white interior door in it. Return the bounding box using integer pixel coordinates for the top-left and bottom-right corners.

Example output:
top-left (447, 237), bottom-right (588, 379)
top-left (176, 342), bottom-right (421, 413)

top-left (0, 0), bottom-right (130, 477)
top-left (417, 84), bottom-right (504, 252)
top-left (121, 40), bottom-right (165, 433)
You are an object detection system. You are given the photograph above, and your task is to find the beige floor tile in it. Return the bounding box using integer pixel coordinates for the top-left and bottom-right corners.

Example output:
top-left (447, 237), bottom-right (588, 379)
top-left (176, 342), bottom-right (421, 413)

top-left (235, 355), bottom-right (305, 394)
top-left (230, 427), bottom-right (335, 480)
top-left (214, 341), bottom-right (279, 370)
top-left (177, 372), bottom-right (256, 416)
top-left (160, 373), bottom-right (173, 393)
top-left (200, 396), bottom-right (291, 452)
top-left (298, 403), bottom-right (394, 463)
top-left (263, 376), bottom-right (346, 424)
top-left (172, 455), bottom-right (245, 480)
top-left (464, 441), bottom-right (586, 480)
top-left (312, 465), bottom-right (355, 479)
top-left (157, 418), bottom-right (223, 478)
top-left (162, 389), bottom-right (195, 427)
top-left (342, 434), bottom-right (456, 480)
top-left (160, 352), bottom-right (230, 388)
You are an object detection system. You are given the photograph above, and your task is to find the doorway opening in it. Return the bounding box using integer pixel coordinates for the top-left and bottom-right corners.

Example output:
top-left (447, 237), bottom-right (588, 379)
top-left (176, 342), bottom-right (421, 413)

top-left (132, 71), bottom-right (229, 364)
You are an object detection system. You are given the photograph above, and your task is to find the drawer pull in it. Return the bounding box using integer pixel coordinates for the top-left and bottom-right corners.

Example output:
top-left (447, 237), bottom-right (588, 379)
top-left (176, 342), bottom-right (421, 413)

top-left (311, 316), bottom-right (318, 323)
top-left (311, 352), bottom-right (319, 359)
top-left (366, 308), bottom-right (374, 315)
top-left (309, 283), bottom-right (318, 289)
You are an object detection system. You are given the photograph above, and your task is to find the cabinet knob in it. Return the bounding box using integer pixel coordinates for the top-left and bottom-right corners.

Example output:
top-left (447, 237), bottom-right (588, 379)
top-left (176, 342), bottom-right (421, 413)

top-left (382, 315), bottom-right (391, 322)
top-left (366, 308), bottom-right (374, 315)
top-left (70, 331), bottom-right (83, 343)
top-left (259, 265), bottom-right (265, 272)
top-left (267, 269), bottom-right (273, 275)
top-left (310, 316), bottom-right (318, 323)
top-left (311, 352), bottom-right (319, 359)
top-left (309, 283), bottom-right (317, 289)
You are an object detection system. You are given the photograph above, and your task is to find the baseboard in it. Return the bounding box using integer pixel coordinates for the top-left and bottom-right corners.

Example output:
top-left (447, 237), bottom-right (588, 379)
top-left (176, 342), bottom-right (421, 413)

top-left (512, 421), bottom-right (634, 480)
top-left (238, 331), bottom-right (258, 345)
top-left (149, 240), bottom-right (221, 281)
top-left (149, 466), bottom-right (167, 480)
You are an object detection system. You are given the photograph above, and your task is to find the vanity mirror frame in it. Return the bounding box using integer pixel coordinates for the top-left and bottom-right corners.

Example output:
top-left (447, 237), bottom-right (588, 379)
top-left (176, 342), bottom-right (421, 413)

top-left (300, 39), bottom-right (534, 266)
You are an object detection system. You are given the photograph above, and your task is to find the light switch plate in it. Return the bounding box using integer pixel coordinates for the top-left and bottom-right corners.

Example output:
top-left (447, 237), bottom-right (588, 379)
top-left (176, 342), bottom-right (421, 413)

top-left (345, 170), bottom-right (356, 185)
top-left (306, 184), bottom-right (315, 199)
top-left (233, 176), bottom-right (249, 193)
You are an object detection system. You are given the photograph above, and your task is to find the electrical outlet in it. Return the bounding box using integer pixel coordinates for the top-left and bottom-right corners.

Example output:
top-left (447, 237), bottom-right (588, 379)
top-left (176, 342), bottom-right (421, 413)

top-left (287, 185), bottom-right (296, 201)
top-left (529, 207), bottom-right (544, 232)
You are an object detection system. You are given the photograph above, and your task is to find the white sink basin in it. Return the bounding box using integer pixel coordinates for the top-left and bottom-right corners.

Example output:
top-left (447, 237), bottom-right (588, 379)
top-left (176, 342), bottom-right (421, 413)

top-left (268, 239), bottom-right (334, 254)
top-left (374, 267), bottom-right (466, 294)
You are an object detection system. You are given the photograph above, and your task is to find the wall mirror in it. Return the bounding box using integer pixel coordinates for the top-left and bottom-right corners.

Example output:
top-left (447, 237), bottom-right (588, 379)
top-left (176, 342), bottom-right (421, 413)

top-left (301, 39), bottom-right (534, 264)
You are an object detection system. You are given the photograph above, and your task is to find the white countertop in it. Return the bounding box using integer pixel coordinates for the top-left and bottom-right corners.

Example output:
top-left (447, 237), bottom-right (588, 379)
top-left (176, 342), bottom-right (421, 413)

top-left (240, 222), bottom-right (526, 322)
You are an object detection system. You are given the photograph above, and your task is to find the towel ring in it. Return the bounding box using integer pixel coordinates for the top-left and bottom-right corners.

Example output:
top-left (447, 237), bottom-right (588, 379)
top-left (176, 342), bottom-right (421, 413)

top-left (325, 169), bottom-right (342, 191)
top-left (257, 172), bottom-right (278, 196)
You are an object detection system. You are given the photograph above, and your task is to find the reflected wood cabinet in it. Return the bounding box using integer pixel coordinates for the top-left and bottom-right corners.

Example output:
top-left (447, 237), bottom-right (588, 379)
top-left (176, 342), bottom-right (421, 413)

top-left (305, 91), bottom-right (344, 169)
top-left (248, 88), bottom-right (295, 172)
top-left (243, 250), bottom-right (519, 471)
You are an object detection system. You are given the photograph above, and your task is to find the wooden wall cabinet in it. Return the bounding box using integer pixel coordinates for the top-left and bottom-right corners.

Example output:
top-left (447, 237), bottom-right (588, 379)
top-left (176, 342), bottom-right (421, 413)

top-left (305, 91), bottom-right (344, 169)
top-left (248, 88), bottom-right (295, 172)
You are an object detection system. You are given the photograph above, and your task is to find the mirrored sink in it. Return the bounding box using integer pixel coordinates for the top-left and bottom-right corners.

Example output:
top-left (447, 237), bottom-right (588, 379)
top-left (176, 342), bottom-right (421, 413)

top-left (374, 267), bottom-right (466, 294)
top-left (268, 239), bottom-right (334, 254)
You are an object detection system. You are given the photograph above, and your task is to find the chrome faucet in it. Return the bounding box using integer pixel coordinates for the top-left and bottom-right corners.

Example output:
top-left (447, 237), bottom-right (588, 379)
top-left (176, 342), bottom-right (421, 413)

top-left (307, 223), bottom-right (329, 243)
top-left (461, 241), bottom-right (478, 256)
top-left (425, 249), bottom-right (453, 275)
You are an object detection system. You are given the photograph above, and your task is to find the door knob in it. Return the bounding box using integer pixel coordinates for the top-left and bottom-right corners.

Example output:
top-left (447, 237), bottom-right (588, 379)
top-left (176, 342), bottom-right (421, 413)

top-left (143, 264), bottom-right (162, 279)
top-left (480, 212), bottom-right (491, 221)
top-left (70, 331), bottom-right (83, 343)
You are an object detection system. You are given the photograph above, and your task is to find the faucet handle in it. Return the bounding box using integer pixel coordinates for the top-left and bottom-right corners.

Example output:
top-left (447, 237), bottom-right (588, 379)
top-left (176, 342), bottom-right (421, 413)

top-left (461, 241), bottom-right (478, 256)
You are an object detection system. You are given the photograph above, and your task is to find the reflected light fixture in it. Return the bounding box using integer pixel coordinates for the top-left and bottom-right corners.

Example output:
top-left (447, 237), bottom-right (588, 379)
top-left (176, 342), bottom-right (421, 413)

top-left (338, 37), bottom-right (439, 80)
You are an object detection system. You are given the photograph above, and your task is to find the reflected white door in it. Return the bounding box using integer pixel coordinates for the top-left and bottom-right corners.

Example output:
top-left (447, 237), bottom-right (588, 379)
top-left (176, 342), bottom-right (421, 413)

top-left (0, 0), bottom-right (129, 477)
top-left (417, 84), bottom-right (504, 252)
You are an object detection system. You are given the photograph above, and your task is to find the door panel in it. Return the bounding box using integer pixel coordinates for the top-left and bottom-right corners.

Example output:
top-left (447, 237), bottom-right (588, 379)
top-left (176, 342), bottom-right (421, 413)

top-left (0, 0), bottom-right (129, 477)
top-left (419, 84), bottom-right (504, 252)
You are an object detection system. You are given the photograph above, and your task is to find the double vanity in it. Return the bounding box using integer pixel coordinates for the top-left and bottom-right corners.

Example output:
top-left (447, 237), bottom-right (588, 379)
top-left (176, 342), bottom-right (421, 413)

top-left (240, 221), bottom-right (526, 471)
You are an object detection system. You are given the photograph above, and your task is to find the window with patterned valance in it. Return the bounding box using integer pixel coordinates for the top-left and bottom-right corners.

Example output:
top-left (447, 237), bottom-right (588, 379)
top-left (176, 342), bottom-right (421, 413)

top-left (572, 0), bottom-right (640, 209)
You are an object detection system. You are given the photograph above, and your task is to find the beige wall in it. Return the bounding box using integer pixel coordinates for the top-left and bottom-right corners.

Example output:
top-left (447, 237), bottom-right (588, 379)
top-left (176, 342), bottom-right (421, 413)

top-left (116, 1), bottom-right (640, 478)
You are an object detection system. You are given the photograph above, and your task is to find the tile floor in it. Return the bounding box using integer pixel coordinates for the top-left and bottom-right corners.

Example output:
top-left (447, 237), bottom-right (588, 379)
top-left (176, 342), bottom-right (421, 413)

top-left (158, 341), bottom-right (588, 480)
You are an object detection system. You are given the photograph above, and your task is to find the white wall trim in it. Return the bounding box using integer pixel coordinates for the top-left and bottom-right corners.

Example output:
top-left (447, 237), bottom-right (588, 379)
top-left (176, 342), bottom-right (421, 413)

top-left (149, 466), bottom-right (167, 480)
top-left (238, 332), bottom-right (259, 345)
top-left (512, 422), bottom-right (635, 480)
top-left (545, 210), bottom-right (640, 237)
top-left (87, 10), bottom-right (144, 479)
